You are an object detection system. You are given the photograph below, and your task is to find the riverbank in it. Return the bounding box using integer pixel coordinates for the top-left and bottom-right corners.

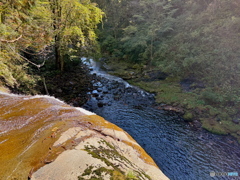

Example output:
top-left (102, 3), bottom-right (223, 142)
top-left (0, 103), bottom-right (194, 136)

top-left (81, 58), bottom-right (240, 179)
top-left (99, 59), bottom-right (240, 143)
top-left (4, 56), bottom-right (240, 142)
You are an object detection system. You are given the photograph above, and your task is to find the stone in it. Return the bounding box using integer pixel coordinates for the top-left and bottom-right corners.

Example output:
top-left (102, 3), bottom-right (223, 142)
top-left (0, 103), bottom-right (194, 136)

top-left (232, 119), bottom-right (239, 124)
top-left (97, 101), bottom-right (105, 107)
top-left (102, 87), bottom-right (108, 94)
top-left (0, 92), bottom-right (169, 180)
top-left (97, 87), bottom-right (103, 92)
top-left (92, 90), bottom-right (99, 97)
top-left (237, 131), bottom-right (240, 136)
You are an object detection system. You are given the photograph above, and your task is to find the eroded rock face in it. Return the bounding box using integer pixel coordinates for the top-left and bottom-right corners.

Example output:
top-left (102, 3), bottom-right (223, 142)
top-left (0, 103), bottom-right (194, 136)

top-left (0, 92), bottom-right (168, 180)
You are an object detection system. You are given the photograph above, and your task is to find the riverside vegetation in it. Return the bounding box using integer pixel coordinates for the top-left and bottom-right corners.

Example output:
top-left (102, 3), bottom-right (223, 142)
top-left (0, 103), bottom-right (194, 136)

top-left (95, 0), bottom-right (240, 141)
top-left (1, 0), bottom-right (240, 142)
top-left (0, 0), bottom-right (103, 103)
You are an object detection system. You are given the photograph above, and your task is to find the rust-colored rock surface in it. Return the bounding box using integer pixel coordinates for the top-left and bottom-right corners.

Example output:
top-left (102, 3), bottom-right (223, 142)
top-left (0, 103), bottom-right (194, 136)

top-left (0, 92), bottom-right (168, 180)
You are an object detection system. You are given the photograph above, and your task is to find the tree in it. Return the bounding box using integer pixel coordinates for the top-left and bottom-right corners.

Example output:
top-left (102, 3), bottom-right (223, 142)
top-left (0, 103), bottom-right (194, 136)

top-left (0, 0), bottom-right (50, 88)
top-left (95, 0), bottom-right (176, 64)
top-left (46, 0), bottom-right (103, 71)
top-left (120, 0), bottom-right (176, 65)
top-left (0, 0), bottom-right (103, 91)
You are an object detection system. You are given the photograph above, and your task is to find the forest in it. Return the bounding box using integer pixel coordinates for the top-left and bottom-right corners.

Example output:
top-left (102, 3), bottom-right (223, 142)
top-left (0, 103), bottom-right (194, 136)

top-left (0, 0), bottom-right (103, 89)
top-left (1, 0), bottom-right (240, 139)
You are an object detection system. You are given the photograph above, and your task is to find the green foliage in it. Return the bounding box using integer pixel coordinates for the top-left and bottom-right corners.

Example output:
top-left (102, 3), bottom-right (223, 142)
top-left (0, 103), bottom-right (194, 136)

top-left (183, 111), bottom-right (193, 121)
top-left (0, 0), bottom-right (46, 90)
top-left (39, 0), bottom-right (104, 71)
top-left (96, 0), bottom-right (177, 64)
top-left (96, 0), bottom-right (240, 110)
top-left (0, 0), bottom-right (103, 90)
top-left (126, 170), bottom-right (138, 179)
top-left (200, 89), bottom-right (224, 105)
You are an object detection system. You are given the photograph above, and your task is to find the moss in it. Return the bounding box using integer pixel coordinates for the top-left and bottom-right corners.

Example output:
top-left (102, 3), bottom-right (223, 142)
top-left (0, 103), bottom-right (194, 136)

top-left (201, 118), bottom-right (228, 135)
top-left (208, 107), bottom-right (219, 116)
top-left (126, 171), bottom-right (138, 180)
top-left (221, 120), bottom-right (240, 133)
top-left (83, 139), bottom-right (151, 180)
top-left (83, 142), bottom-right (125, 175)
top-left (183, 112), bottom-right (193, 121)
top-left (110, 171), bottom-right (126, 180)
top-left (79, 166), bottom-right (119, 180)
top-left (81, 166), bottom-right (94, 176)
top-left (231, 133), bottom-right (240, 144)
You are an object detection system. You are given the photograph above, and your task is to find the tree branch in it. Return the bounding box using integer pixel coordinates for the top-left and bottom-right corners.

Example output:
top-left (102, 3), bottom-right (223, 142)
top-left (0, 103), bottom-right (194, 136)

top-left (8, 44), bottom-right (46, 69)
top-left (0, 35), bottom-right (23, 43)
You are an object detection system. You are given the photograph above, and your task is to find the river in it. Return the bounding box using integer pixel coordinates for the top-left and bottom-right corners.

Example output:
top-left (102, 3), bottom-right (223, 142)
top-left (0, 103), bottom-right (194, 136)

top-left (81, 59), bottom-right (240, 180)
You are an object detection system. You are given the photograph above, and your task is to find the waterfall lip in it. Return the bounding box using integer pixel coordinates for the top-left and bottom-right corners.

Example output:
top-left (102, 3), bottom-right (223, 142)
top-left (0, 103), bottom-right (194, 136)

top-left (23, 95), bottom-right (66, 105)
top-left (0, 91), bottom-right (18, 96)
top-left (0, 91), bottom-right (93, 114)
top-left (76, 107), bottom-right (95, 115)
top-left (0, 91), bottom-right (66, 105)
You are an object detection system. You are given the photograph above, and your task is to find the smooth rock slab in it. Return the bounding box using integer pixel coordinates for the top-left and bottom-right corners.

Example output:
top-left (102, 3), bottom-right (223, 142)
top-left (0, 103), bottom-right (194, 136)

top-left (0, 92), bottom-right (169, 180)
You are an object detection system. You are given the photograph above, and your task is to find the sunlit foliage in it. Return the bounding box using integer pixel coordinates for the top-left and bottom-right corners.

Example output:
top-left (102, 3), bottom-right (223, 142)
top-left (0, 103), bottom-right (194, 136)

top-left (0, 0), bottom-right (103, 89)
top-left (96, 0), bottom-right (240, 106)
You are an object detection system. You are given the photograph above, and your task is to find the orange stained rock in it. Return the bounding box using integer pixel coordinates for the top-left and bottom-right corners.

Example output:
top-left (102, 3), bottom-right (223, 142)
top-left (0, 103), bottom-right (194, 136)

top-left (0, 93), bottom-right (162, 179)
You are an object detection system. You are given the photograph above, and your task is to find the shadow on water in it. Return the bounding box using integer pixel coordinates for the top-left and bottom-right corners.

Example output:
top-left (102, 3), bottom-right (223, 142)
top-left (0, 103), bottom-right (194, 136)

top-left (82, 58), bottom-right (240, 180)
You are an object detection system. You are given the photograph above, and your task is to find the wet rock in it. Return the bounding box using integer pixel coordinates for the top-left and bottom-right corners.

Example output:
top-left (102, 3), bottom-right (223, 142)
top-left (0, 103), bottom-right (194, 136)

top-left (92, 90), bottom-right (99, 97)
top-left (145, 70), bottom-right (168, 81)
top-left (192, 120), bottom-right (202, 128)
top-left (156, 105), bottom-right (185, 115)
top-left (102, 87), bottom-right (108, 94)
top-left (0, 92), bottom-right (168, 180)
top-left (114, 95), bottom-right (121, 100)
top-left (113, 89), bottom-right (119, 95)
top-left (180, 77), bottom-right (205, 92)
top-left (96, 96), bottom-right (104, 101)
top-left (183, 112), bottom-right (194, 122)
top-left (97, 101), bottom-right (105, 107)
top-left (237, 131), bottom-right (240, 136)
top-left (97, 87), bottom-right (102, 92)
top-left (93, 82), bottom-right (103, 88)
top-left (232, 119), bottom-right (239, 124)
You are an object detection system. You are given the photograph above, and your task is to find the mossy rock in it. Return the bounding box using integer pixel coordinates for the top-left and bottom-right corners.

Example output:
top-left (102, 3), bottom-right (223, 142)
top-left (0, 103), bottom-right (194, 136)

top-left (183, 112), bottom-right (193, 121)
top-left (201, 118), bottom-right (228, 135)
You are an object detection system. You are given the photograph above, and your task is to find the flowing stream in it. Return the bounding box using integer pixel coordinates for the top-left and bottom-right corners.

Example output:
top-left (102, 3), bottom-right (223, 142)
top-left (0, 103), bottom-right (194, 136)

top-left (82, 59), bottom-right (240, 180)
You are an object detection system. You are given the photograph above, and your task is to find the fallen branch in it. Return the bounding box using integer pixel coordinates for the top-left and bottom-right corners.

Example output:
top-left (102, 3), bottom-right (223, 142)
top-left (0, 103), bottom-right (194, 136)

top-left (0, 35), bottom-right (23, 43)
top-left (8, 44), bottom-right (46, 69)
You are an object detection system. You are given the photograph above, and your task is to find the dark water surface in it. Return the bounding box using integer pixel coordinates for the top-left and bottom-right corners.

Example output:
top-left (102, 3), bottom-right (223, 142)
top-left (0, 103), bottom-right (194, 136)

top-left (82, 59), bottom-right (240, 180)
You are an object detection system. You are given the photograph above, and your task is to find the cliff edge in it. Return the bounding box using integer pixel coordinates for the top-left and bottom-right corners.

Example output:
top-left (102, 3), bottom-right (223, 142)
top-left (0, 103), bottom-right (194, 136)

top-left (0, 92), bottom-right (168, 180)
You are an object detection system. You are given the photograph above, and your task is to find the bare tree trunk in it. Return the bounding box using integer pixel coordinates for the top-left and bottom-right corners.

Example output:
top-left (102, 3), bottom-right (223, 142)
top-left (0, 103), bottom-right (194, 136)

top-left (54, 35), bottom-right (61, 70)
top-left (51, 0), bottom-right (63, 71)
